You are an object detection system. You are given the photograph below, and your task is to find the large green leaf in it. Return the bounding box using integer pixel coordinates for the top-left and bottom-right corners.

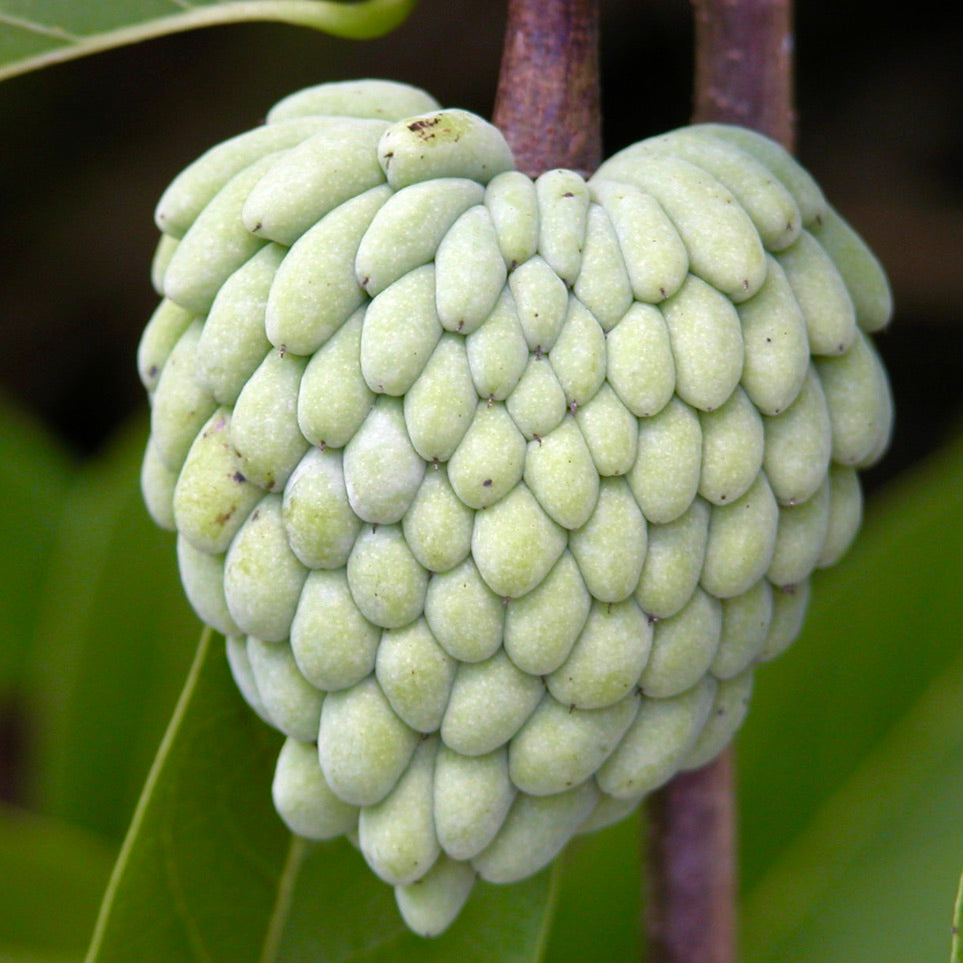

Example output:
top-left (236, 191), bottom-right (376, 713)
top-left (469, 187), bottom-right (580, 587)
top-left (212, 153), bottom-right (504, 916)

top-left (87, 626), bottom-right (560, 962)
top-left (0, 0), bottom-right (417, 81)
top-left (736, 430), bottom-right (963, 961)
top-left (0, 803), bottom-right (114, 961)
top-left (0, 392), bottom-right (74, 696)
top-left (27, 416), bottom-right (200, 840)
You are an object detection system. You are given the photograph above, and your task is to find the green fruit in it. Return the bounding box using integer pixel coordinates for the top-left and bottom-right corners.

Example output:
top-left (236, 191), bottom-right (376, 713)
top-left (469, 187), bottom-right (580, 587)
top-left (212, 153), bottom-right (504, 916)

top-left (139, 77), bottom-right (894, 936)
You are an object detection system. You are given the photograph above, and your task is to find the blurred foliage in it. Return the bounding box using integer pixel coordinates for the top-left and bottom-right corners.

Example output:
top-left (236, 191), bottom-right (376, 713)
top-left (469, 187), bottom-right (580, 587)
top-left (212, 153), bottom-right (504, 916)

top-left (0, 0), bottom-right (417, 81)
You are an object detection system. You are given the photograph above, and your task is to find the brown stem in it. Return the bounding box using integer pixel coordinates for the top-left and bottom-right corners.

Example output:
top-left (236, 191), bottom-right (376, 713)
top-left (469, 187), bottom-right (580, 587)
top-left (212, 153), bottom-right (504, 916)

top-left (691, 0), bottom-right (796, 149)
top-left (646, 3), bottom-right (796, 961)
top-left (492, 0), bottom-right (601, 177)
top-left (646, 750), bottom-right (738, 963)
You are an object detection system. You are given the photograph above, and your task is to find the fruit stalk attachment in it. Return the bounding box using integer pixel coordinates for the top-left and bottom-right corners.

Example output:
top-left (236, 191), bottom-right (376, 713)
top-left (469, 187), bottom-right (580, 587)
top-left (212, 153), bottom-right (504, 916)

top-left (646, 1), bottom-right (797, 960)
top-left (493, 0), bottom-right (602, 178)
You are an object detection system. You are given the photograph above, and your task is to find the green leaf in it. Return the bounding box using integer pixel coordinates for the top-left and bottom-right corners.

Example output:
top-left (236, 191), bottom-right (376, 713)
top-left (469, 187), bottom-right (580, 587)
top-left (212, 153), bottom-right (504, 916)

top-left (0, 803), bottom-right (114, 960)
top-left (0, 0), bottom-right (417, 81)
top-left (952, 867), bottom-right (962, 963)
top-left (736, 430), bottom-right (963, 961)
top-left (86, 626), bottom-right (290, 963)
top-left (0, 392), bottom-right (74, 695)
top-left (28, 416), bottom-right (200, 840)
top-left (87, 626), bottom-right (559, 963)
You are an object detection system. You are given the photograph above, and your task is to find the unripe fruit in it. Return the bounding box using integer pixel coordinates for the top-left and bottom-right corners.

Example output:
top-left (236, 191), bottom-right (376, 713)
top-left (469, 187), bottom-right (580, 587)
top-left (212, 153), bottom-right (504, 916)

top-left (139, 78), bottom-right (893, 936)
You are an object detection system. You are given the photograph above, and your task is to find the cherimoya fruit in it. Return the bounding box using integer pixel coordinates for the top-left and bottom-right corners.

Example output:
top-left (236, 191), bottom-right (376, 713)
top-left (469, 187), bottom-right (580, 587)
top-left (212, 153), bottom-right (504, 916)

top-left (138, 78), bottom-right (894, 938)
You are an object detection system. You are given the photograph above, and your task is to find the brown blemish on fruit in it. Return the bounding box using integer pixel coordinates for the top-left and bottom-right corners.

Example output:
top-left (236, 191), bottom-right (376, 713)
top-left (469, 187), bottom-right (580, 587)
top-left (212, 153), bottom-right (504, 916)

top-left (483, 478), bottom-right (493, 487)
top-left (232, 471), bottom-right (246, 483)
top-left (215, 506), bottom-right (236, 527)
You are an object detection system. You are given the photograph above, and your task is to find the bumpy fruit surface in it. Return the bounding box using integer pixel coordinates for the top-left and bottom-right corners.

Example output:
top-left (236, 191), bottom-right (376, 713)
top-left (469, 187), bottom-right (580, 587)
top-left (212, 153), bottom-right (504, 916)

top-left (139, 78), bottom-right (893, 936)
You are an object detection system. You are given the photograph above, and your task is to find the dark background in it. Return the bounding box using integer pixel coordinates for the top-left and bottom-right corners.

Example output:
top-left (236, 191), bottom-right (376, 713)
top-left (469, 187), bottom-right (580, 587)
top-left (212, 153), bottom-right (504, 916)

top-left (0, 0), bottom-right (960, 494)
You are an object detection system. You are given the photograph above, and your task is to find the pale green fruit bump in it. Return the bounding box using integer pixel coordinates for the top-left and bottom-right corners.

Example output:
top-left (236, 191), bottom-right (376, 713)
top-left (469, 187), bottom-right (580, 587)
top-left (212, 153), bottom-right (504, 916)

top-left (485, 170), bottom-right (539, 269)
top-left (767, 478), bottom-right (831, 587)
top-left (698, 386), bottom-right (765, 506)
top-left (196, 243), bottom-right (281, 406)
top-left (359, 737), bottom-right (440, 886)
top-left (645, 127), bottom-right (802, 252)
top-left (343, 395), bottom-right (426, 524)
top-left (737, 255), bottom-right (811, 416)
top-left (290, 568), bottom-right (380, 691)
top-left (355, 177), bottom-right (484, 296)
top-left (549, 297), bottom-right (607, 407)
top-left (229, 348), bottom-right (309, 492)
top-left (149, 320), bottom-right (217, 472)
top-left (711, 578), bottom-right (773, 679)
top-left (282, 447), bottom-right (361, 570)
top-left (605, 301), bottom-right (676, 418)
top-left (682, 668), bottom-right (754, 771)
top-left (509, 255), bottom-right (570, 352)
top-left (267, 79), bottom-right (440, 124)
top-left (572, 203), bottom-right (634, 331)
top-left (639, 587), bottom-right (722, 698)
top-left (345, 524), bottom-right (429, 629)
top-left (433, 744), bottom-right (515, 861)
top-left (360, 263), bottom-right (443, 396)
top-left (155, 116), bottom-right (327, 237)
top-left (242, 118), bottom-right (388, 246)
top-left (246, 636), bottom-right (325, 742)
top-left (596, 676), bottom-right (716, 798)
top-left (472, 781), bottom-right (599, 884)
top-left (172, 407), bottom-right (263, 555)
top-left (509, 692), bottom-right (640, 796)
top-left (378, 108), bottom-right (515, 190)
top-left (701, 472), bottom-right (779, 599)
top-left (176, 535), bottom-right (240, 638)
top-left (404, 334), bottom-right (477, 462)
top-left (569, 477), bottom-right (648, 603)
top-left (464, 287), bottom-right (530, 400)
top-left (574, 382), bottom-right (639, 477)
top-left (777, 229), bottom-right (857, 357)
top-left (266, 184), bottom-right (390, 356)
top-left (162, 153), bottom-right (275, 315)
top-left (272, 737), bottom-right (357, 841)
top-left (395, 855), bottom-right (477, 939)
top-left (448, 401), bottom-right (527, 510)
top-left (140, 438), bottom-right (178, 532)
top-left (401, 465), bottom-right (474, 573)
top-left (137, 297), bottom-right (195, 393)
top-left (634, 498), bottom-right (710, 620)
top-left (592, 148), bottom-right (767, 302)
top-left (296, 307), bottom-right (375, 449)
top-left (762, 365), bottom-right (832, 505)
top-left (317, 675), bottom-right (419, 807)
top-left (588, 180), bottom-right (688, 304)
top-left (223, 494), bottom-right (308, 643)
top-left (523, 417), bottom-right (600, 530)
top-left (660, 273), bottom-right (745, 413)
top-left (627, 397), bottom-right (703, 525)
top-left (434, 204), bottom-right (507, 334)
top-left (547, 598), bottom-right (652, 710)
top-left (441, 650), bottom-right (544, 756)
top-left (536, 167), bottom-right (590, 285)
top-left (505, 355), bottom-right (568, 441)
top-left (376, 618), bottom-right (456, 733)
top-left (502, 551), bottom-right (591, 676)
top-left (424, 556), bottom-right (506, 663)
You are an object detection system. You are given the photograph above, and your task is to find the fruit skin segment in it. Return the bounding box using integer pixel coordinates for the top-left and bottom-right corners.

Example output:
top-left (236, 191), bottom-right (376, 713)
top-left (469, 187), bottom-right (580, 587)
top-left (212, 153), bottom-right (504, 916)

top-left (138, 78), bottom-right (894, 937)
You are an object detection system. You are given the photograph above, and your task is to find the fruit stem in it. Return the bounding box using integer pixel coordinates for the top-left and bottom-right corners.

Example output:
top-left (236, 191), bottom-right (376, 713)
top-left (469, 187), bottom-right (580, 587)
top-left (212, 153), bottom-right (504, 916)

top-left (646, 3), bottom-right (796, 961)
top-left (691, 0), bottom-right (796, 150)
top-left (492, 0), bottom-right (602, 178)
top-left (646, 750), bottom-right (738, 963)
